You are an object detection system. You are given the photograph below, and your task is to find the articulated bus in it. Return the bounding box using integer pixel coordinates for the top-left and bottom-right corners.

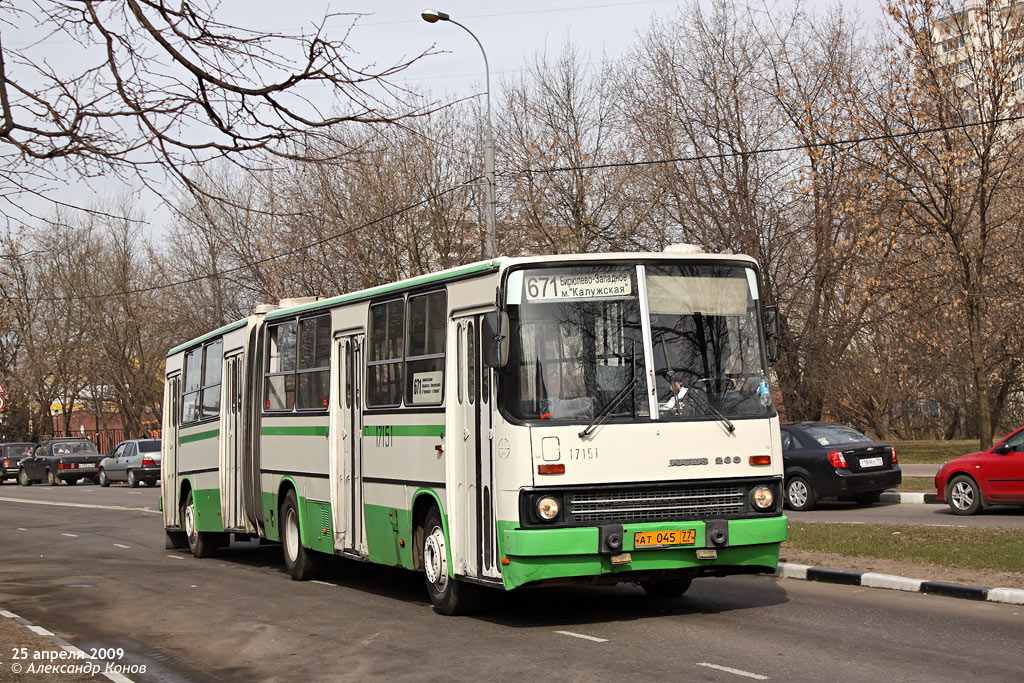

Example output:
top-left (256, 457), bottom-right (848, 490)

top-left (161, 248), bottom-right (787, 614)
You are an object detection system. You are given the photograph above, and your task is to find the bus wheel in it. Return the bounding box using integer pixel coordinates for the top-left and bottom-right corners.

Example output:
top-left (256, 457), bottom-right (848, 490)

top-left (422, 507), bottom-right (476, 615)
top-left (281, 490), bottom-right (323, 581)
top-left (640, 575), bottom-right (693, 598)
top-left (182, 490), bottom-right (217, 558)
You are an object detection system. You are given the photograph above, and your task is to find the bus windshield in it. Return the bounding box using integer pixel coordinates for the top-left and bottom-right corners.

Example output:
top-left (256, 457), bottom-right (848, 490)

top-left (500, 262), bottom-right (772, 423)
top-left (647, 263), bottom-right (771, 420)
top-left (501, 266), bottom-right (648, 422)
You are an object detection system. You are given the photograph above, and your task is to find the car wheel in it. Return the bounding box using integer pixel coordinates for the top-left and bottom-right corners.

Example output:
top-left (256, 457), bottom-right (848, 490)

top-left (854, 492), bottom-right (881, 505)
top-left (280, 490), bottom-right (323, 581)
top-left (18, 469), bottom-right (32, 487)
top-left (182, 490), bottom-right (217, 558)
top-left (421, 506), bottom-right (478, 615)
top-left (98, 469), bottom-right (111, 487)
top-left (47, 469), bottom-right (59, 486)
top-left (639, 575), bottom-right (693, 598)
top-left (785, 475), bottom-right (816, 511)
top-left (947, 475), bottom-right (982, 516)
top-left (128, 470), bottom-right (139, 488)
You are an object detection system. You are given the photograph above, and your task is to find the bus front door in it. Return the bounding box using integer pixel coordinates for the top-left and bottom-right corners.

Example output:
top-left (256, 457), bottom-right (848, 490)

top-left (450, 315), bottom-right (500, 580)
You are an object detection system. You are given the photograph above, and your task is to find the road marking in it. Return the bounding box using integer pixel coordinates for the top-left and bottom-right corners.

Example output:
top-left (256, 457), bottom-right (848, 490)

top-left (28, 624), bottom-right (54, 637)
top-left (61, 533), bottom-right (79, 538)
top-left (555, 630), bottom-right (608, 643)
top-left (311, 580), bottom-right (334, 586)
top-left (17, 527), bottom-right (26, 531)
top-left (114, 543), bottom-right (131, 549)
top-left (0, 496), bottom-right (159, 514)
top-left (697, 663), bottom-right (769, 680)
top-left (166, 554), bottom-right (185, 560)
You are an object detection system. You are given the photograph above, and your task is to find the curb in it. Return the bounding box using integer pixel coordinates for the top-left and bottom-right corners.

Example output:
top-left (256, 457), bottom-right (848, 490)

top-left (879, 491), bottom-right (940, 504)
top-left (776, 562), bottom-right (1024, 605)
top-left (0, 606), bottom-right (135, 682)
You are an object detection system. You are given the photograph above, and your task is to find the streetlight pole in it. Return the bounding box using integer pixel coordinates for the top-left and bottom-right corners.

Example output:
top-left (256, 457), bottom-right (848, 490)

top-left (421, 9), bottom-right (498, 259)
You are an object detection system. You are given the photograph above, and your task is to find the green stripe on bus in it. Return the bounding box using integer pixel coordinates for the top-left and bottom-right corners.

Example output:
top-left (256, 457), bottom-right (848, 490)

top-left (362, 425), bottom-right (445, 437)
top-left (180, 429), bottom-right (220, 444)
top-left (261, 426), bottom-right (330, 437)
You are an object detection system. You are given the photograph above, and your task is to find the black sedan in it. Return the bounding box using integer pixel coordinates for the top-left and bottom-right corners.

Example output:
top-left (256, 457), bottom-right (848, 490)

top-left (780, 421), bottom-right (901, 511)
top-left (1, 442), bottom-right (36, 484)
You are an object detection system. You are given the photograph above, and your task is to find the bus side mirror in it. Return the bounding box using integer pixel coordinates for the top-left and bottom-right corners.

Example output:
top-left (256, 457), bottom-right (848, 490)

top-left (482, 311), bottom-right (510, 368)
top-left (764, 305), bottom-right (780, 364)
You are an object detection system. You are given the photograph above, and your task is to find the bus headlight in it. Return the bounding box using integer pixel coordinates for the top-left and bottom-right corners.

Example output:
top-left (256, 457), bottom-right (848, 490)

top-left (536, 496), bottom-right (561, 521)
top-left (751, 485), bottom-right (774, 510)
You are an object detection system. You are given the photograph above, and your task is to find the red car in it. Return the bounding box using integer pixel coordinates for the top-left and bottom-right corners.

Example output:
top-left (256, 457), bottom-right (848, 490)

top-left (935, 427), bottom-right (1024, 515)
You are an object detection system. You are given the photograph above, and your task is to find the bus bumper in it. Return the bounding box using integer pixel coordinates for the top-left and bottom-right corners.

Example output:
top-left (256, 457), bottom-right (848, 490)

top-left (497, 515), bottom-right (788, 591)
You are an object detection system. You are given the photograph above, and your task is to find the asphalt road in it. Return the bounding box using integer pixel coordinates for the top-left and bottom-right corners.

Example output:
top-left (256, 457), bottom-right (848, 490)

top-left (1, 483), bottom-right (1023, 682)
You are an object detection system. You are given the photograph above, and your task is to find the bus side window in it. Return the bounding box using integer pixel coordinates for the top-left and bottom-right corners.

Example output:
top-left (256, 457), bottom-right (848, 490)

top-left (297, 314), bottom-right (331, 410)
top-left (182, 348), bottom-right (202, 423)
top-left (367, 299), bottom-right (405, 407)
top-left (201, 340), bottom-right (223, 419)
top-left (265, 321), bottom-right (297, 411)
top-left (406, 290), bottom-right (446, 406)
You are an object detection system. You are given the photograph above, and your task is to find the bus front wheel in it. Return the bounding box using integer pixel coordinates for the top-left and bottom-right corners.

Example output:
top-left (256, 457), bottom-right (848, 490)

top-left (281, 490), bottom-right (323, 581)
top-left (421, 507), bottom-right (478, 615)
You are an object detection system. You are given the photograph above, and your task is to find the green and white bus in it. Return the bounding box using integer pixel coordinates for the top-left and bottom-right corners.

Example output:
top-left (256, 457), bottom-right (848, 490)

top-left (161, 248), bottom-right (787, 614)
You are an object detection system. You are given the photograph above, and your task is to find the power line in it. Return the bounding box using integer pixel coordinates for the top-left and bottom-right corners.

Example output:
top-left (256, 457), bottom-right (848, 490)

top-left (4, 110), bottom-right (1019, 303)
top-left (512, 112), bottom-right (1024, 176)
top-left (7, 176), bottom-right (482, 304)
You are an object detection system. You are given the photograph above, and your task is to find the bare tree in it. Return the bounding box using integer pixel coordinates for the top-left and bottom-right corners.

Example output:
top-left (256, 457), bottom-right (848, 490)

top-left (499, 41), bottom-right (649, 254)
top-left (0, 1), bottom-right (433, 221)
top-left (870, 0), bottom-right (1024, 447)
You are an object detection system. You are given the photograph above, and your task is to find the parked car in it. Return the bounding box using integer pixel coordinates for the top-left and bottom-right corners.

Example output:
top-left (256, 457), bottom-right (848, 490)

top-left (98, 439), bottom-right (162, 488)
top-left (18, 438), bottom-right (104, 485)
top-left (936, 426), bottom-right (1024, 515)
top-left (780, 421), bottom-right (901, 511)
top-left (1, 442), bottom-right (36, 484)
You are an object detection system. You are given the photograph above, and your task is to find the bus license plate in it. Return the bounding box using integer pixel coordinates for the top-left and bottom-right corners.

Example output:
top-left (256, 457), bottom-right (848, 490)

top-left (860, 457), bottom-right (883, 468)
top-left (634, 529), bottom-right (697, 549)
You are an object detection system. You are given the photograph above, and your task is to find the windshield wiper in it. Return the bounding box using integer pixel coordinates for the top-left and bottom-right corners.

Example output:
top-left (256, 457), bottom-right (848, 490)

top-left (579, 374), bottom-right (639, 439)
top-left (688, 386), bottom-right (735, 433)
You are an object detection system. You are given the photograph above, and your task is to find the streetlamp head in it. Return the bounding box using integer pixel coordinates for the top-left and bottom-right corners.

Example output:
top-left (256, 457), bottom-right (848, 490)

top-left (421, 9), bottom-right (450, 23)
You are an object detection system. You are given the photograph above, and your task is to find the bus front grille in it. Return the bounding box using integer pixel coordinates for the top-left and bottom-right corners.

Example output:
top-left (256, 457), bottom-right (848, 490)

top-left (569, 484), bottom-right (745, 522)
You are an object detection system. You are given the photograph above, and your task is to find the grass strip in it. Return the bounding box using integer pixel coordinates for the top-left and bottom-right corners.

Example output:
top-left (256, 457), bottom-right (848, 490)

top-left (891, 440), bottom-right (979, 464)
top-left (786, 522), bottom-right (1024, 573)
top-left (894, 476), bottom-right (936, 492)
